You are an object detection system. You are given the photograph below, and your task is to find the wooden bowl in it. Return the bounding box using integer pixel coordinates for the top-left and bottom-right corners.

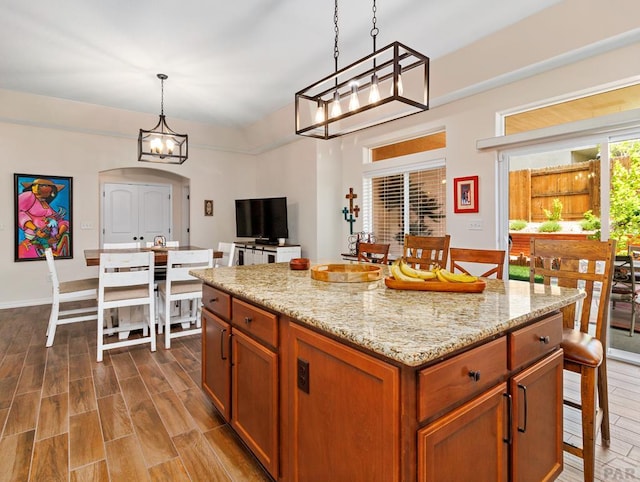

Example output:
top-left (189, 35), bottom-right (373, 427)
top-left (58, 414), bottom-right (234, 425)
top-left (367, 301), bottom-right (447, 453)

top-left (289, 258), bottom-right (310, 270)
top-left (310, 263), bottom-right (382, 282)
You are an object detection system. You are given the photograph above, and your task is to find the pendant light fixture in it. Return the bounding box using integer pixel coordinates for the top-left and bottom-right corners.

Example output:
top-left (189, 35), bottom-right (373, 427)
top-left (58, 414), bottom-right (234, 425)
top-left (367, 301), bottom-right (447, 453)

top-left (295, 0), bottom-right (429, 140)
top-left (138, 73), bottom-right (188, 164)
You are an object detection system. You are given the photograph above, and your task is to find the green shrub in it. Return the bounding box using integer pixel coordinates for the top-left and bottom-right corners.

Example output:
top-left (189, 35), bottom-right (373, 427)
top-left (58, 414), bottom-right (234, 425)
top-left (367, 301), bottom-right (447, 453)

top-left (580, 210), bottom-right (601, 231)
top-left (542, 198), bottom-right (563, 221)
top-left (538, 221), bottom-right (562, 233)
top-left (509, 220), bottom-right (527, 231)
top-left (508, 264), bottom-right (543, 283)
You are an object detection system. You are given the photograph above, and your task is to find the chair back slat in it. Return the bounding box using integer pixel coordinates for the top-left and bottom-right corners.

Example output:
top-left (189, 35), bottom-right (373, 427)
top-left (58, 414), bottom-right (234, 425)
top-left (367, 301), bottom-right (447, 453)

top-left (357, 242), bottom-right (390, 264)
top-left (98, 251), bottom-right (155, 290)
top-left (529, 238), bottom-right (616, 339)
top-left (44, 248), bottom-right (60, 292)
top-left (403, 234), bottom-right (450, 270)
top-left (449, 247), bottom-right (506, 279)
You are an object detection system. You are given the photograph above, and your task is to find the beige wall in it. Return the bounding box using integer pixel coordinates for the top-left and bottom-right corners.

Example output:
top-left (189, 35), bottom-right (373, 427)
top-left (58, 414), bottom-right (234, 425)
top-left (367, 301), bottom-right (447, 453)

top-left (1, 0), bottom-right (639, 306)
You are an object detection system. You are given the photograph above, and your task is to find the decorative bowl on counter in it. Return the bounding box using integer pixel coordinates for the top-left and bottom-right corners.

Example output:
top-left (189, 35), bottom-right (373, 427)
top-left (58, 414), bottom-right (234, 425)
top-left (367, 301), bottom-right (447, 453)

top-left (310, 263), bottom-right (382, 282)
top-left (289, 258), bottom-right (311, 270)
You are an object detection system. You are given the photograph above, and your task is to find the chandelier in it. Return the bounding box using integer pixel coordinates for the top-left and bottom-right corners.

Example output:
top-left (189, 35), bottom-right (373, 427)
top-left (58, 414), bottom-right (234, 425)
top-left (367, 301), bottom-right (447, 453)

top-left (295, 0), bottom-right (429, 140)
top-left (138, 73), bottom-right (188, 164)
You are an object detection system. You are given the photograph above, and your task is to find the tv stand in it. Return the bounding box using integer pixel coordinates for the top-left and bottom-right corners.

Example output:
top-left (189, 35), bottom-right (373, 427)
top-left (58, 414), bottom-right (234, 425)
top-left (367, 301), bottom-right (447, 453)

top-left (234, 241), bottom-right (301, 266)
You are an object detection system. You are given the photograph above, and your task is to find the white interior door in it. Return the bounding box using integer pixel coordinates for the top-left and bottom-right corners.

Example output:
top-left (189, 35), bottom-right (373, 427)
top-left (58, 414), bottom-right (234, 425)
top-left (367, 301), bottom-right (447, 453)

top-left (102, 183), bottom-right (172, 245)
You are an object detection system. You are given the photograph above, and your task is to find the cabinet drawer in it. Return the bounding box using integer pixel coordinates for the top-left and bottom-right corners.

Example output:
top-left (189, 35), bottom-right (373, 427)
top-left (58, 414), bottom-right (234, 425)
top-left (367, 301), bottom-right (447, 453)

top-left (202, 284), bottom-right (231, 320)
top-left (418, 337), bottom-right (507, 423)
top-left (232, 298), bottom-right (278, 348)
top-left (508, 312), bottom-right (562, 370)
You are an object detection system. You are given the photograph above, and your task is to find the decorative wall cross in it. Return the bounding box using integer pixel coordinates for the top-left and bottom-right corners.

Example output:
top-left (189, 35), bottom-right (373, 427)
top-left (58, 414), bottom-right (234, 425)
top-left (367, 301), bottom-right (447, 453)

top-left (343, 187), bottom-right (359, 235)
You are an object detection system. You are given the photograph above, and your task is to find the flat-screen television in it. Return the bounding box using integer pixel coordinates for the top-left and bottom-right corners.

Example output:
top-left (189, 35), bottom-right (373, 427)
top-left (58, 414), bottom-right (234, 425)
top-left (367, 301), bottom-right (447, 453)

top-left (235, 196), bottom-right (289, 244)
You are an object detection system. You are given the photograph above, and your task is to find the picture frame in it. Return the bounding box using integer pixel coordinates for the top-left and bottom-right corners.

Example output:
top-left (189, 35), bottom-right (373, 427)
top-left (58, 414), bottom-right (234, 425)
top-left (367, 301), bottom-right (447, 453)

top-left (453, 175), bottom-right (478, 213)
top-left (204, 199), bottom-right (214, 216)
top-left (14, 173), bottom-right (73, 261)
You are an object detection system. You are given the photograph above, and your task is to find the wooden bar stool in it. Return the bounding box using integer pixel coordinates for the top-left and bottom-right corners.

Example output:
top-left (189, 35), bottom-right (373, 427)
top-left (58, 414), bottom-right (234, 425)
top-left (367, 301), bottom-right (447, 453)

top-left (529, 238), bottom-right (616, 482)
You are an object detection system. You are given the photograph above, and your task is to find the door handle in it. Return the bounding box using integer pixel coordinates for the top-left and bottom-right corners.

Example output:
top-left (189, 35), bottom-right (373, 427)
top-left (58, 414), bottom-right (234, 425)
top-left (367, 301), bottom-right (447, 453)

top-left (517, 384), bottom-right (528, 433)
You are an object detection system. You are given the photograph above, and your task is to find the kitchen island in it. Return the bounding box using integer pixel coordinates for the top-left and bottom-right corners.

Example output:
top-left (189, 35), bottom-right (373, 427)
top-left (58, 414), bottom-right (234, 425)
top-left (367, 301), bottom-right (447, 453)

top-left (191, 262), bottom-right (584, 481)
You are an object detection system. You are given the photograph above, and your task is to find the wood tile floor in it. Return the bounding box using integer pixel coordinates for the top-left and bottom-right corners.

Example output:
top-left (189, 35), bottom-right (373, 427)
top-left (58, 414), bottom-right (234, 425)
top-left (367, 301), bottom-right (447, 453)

top-left (3, 304), bottom-right (640, 481)
top-left (0, 304), bottom-right (271, 482)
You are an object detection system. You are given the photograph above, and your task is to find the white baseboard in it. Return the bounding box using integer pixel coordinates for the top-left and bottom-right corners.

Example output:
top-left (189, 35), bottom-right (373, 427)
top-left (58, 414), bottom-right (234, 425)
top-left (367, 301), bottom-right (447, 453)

top-left (0, 298), bottom-right (51, 310)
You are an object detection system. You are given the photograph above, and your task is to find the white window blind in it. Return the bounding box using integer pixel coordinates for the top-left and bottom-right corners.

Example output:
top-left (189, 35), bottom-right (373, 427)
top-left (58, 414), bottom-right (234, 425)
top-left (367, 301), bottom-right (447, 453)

top-left (363, 164), bottom-right (446, 257)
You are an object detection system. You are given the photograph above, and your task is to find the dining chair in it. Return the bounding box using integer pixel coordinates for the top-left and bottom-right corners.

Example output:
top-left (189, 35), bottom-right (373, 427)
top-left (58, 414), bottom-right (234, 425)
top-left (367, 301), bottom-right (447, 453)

top-left (403, 234), bottom-right (451, 270)
top-left (610, 254), bottom-right (639, 336)
top-left (96, 250), bottom-right (156, 362)
top-left (529, 237), bottom-right (616, 482)
top-left (357, 242), bottom-right (390, 264)
top-left (449, 247), bottom-right (506, 279)
top-left (215, 242), bottom-right (235, 267)
top-left (44, 248), bottom-right (98, 347)
top-left (158, 248), bottom-right (213, 348)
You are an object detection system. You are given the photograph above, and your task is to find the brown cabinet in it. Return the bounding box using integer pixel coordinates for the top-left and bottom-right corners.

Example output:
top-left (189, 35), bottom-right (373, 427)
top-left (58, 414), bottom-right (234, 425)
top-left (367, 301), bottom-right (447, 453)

top-left (510, 349), bottom-right (563, 482)
top-left (201, 287), bottom-right (279, 478)
top-left (231, 329), bottom-right (279, 476)
top-left (287, 323), bottom-right (400, 482)
top-left (201, 309), bottom-right (231, 420)
top-left (418, 383), bottom-right (509, 481)
top-left (416, 315), bottom-right (564, 482)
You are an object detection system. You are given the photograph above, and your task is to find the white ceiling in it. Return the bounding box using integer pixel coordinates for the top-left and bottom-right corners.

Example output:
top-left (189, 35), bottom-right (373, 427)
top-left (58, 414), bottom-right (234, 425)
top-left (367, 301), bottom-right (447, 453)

top-left (0, 0), bottom-right (561, 128)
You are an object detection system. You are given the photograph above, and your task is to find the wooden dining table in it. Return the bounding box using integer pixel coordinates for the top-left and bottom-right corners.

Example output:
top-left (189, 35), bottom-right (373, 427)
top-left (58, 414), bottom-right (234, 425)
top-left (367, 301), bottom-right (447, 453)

top-left (83, 245), bottom-right (222, 266)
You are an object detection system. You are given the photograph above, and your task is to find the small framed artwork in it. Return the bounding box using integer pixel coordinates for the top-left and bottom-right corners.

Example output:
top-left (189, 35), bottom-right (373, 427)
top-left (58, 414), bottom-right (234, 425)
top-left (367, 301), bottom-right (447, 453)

top-left (204, 199), bottom-right (214, 216)
top-left (14, 173), bottom-right (73, 261)
top-left (453, 175), bottom-right (479, 213)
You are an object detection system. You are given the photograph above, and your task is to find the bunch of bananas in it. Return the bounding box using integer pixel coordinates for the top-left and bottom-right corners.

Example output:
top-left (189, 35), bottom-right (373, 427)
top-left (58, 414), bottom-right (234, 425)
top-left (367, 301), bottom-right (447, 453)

top-left (433, 267), bottom-right (478, 283)
top-left (390, 258), bottom-right (478, 283)
top-left (390, 258), bottom-right (436, 282)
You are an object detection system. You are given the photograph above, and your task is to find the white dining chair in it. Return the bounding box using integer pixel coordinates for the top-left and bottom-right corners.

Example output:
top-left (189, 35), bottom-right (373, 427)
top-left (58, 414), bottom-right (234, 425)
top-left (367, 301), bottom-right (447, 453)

top-left (158, 248), bottom-right (213, 348)
top-left (44, 248), bottom-right (98, 347)
top-left (216, 242), bottom-right (235, 267)
top-left (96, 250), bottom-right (156, 362)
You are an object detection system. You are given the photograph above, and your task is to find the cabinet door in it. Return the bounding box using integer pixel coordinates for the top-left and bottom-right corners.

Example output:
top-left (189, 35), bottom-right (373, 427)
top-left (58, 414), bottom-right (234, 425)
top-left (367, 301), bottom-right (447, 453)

top-left (201, 309), bottom-right (231, 421)
top-left (231, 329), bottom-right (279, 477)
top-left (418, 383), bottom-right (509, 482)
top-left (510, 349), bottom-right (563, 482)
top-left (288, 323), bottom-right (400, 482)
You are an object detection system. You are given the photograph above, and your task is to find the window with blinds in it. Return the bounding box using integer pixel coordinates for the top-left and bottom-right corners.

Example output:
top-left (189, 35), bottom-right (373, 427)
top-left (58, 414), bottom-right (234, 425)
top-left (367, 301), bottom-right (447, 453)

top-left (363, 165), bottom-right (446, 257)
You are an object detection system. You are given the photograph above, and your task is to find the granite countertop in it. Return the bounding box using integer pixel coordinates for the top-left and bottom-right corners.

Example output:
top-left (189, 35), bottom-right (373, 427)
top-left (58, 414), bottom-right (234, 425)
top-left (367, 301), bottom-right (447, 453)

top-left (190, 262), bottom-right (584, 367)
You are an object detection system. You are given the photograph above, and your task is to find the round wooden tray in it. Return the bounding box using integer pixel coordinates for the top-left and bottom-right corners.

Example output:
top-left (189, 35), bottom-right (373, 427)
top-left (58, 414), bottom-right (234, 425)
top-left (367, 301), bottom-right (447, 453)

top-left (384, 276), bottom-right (486, 292)
top-left (310, 264), bottom-right (382, 283)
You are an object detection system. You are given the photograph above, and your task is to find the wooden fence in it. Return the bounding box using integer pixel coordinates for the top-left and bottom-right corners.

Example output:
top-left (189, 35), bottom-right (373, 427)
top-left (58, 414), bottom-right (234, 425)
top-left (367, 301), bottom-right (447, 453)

top-left (509, 159), bottom-right (601, 222)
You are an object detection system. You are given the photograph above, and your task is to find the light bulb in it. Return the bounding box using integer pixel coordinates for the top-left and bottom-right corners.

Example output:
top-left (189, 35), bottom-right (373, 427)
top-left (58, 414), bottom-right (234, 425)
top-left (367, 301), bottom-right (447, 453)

top-left (151, 138), bottom-right (162, 154)
top-left (330, 91), bottom-right (342, 118)
top-left (391, 72), bottom-right (404, 96)
top-left (369, 75), bottom-right (380, 104)
top-left (314, 101), bottom-right (325, 124)
top-left (348, 82), bottom-right (360, 112)
top-left (166, 139), bottom-right (175, 154)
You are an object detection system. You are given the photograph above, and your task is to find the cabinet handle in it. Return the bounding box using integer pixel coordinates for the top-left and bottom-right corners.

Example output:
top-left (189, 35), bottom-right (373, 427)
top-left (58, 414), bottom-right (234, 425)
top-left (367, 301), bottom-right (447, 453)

top-left (468, 370), bottom-right (481, 382)
top-left (220, 328), bottom-right (227, 360)
top-left (539, 335), bottom-right (550, 344)
top-left (503, 393), bottom-right (513, 445)
top-left (517, 384), bottom-right (528, 433)
top-left (244, 316), bottom-right (252, 324)
top-left (209, 297), bottom-right (218, 304)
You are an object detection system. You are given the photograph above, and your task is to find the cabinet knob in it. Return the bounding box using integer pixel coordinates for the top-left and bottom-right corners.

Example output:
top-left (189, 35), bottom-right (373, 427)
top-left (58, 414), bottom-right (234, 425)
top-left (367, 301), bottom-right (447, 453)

top-left (468, 370), bottom-right (481, 382)
top-left (244, 316), bottom-right (252, 324)
top-left (539, 335), bottom-right (550, 344)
